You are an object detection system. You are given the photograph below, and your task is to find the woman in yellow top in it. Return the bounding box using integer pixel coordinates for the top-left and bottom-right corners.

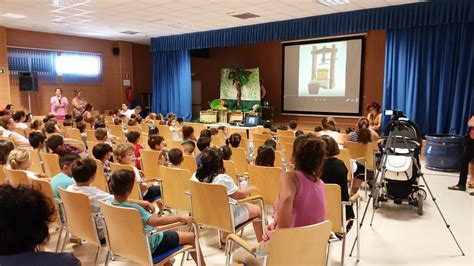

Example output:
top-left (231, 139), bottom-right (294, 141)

top-left (367, 102), bottom-right (382, 131)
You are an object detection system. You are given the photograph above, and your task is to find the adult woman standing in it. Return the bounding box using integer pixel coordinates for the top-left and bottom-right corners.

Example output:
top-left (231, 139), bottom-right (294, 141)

top-left (71, 90), bottom-right (87, 118)
top-left (367, 102), bottom-right (382, 131)
top-left (50, 88), bottom-right (68, 120)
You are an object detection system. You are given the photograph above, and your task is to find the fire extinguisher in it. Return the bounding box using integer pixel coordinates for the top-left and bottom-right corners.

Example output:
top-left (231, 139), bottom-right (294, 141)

top-left (125, 87), bottom-right (133, 102)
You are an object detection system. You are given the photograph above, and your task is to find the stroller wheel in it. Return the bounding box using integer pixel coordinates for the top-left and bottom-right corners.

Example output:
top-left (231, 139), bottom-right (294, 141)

top-left (418, 188), bottom-right (427, 201)
top-left (417, 191), bottom-right (423, 215)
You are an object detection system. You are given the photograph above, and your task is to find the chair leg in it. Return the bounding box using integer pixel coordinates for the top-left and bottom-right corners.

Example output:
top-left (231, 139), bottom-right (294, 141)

top-left (61, 233), bottom-right (70, 252)
top-left (356, 201), bottom-right (360, 262)
top-left (104, 250), bottom-right (111, 266)
top-left (218, 230), bottom-right (222, 249)
top-left (93, 246), bottom-right (101, 265)
top-left (55, 226), bottom-right (64, 252)
top-left (180, 251), bottom-right (186, 266)
top-left (341, 234), bottom-right (346, 266)
top-left (225, 238), bottom-right (233, 266)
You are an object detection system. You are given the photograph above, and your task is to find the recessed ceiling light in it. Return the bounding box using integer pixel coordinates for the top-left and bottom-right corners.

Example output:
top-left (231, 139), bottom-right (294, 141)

top-left (1, 13), bottom-right (27, 19)
top-left (318, 0), bottom-right (351, 6)
top-left (169, 23), bottom-right (193, 29)
top-left (46, 0), bottom-right (90, 8)
top-left (120, 31), bottom-right (141, 35)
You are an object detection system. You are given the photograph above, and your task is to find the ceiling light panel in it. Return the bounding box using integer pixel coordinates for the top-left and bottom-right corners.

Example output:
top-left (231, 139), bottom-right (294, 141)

top-left (1, 13), bottom-right (27, 19)
top-left (318, 0), bottom-right (351, 6)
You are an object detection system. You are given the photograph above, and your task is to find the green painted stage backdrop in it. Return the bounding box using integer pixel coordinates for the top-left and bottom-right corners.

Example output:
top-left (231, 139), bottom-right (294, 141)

top-left (220, 68), bottom-right (261, 101)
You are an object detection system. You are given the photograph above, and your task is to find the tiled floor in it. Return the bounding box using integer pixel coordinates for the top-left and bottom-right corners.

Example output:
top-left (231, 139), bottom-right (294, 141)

top-left (45, 163), bottom-right (474, 265)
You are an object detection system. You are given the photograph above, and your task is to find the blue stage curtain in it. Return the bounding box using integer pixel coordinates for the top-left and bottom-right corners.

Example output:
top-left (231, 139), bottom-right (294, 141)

top-left (383, 22), bottom-right (474, 136)
top-left (152, 50), bottom-right (192, 121)
top-left (150, 0), bottom-right (473, 52)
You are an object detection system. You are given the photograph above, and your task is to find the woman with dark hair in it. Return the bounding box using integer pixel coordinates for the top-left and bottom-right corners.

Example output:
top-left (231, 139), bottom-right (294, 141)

top-left (0, 139), bottom-right (15, 166)
top-left (320, 116), bottom-right (344, 145)
top-left (72, 89), bottom-right (87, 118)
top-left (367, 102), bottom-right (382, 131)
top-left (0, 185), bottom-right (80, 265)
top-left (191, 148), bottom-right (263, 243)
top-left (81, 103), bottom-right (93, 120)
top-left (233, 134), bottom-right (327, 265)
top-left (255, 145), bottom-right (275, 167)
top-left (347, 117), bottom-right (379, 144)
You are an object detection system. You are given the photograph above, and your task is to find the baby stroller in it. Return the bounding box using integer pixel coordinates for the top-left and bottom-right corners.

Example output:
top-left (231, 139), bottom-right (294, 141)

top-left (373, 111), bottom-right (427, 215)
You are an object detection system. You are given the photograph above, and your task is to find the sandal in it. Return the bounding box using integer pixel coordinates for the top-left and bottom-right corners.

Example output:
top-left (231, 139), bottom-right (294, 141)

top-left (468, 183), bottom-right (474, 189)
top-left (448, 185), bottom-right (466, 191)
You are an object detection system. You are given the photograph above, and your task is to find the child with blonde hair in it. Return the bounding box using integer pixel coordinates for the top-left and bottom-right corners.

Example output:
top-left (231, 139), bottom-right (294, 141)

top-left (7, 148), bottom-right (44, 179)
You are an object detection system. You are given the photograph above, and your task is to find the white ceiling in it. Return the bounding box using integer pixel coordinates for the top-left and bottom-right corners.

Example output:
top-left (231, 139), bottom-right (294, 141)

top-left (0, 0), bottom-right (423, 44)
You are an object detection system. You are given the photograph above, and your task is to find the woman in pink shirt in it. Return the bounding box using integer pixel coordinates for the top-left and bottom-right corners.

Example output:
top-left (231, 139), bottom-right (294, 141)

top-left (50, 88), bottom-right (68, 120)
top-left (233, 134), bottom-right (327, 265)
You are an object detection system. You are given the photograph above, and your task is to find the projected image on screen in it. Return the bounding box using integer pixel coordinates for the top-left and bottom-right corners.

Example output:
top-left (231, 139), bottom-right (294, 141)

top-left (283, 36), bottom-right (363, 115)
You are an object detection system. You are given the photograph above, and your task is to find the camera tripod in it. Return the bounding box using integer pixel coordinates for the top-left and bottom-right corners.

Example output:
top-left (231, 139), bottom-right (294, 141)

top-left (348, 119), bottom-right (465, 257)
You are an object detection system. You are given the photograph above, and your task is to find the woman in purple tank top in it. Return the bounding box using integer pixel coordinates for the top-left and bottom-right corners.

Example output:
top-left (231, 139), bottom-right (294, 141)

top-left (233, 134), bottom-right (327, 266)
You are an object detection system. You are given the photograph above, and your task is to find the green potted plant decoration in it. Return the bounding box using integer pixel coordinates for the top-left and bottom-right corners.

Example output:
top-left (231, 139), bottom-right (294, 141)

top-left (228, 68), bottom-right (252, 108)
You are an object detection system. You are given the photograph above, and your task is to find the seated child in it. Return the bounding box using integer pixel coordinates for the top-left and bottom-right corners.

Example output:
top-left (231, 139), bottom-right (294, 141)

top-left (107, 169), bottom-right (204, 264)
top-left (92, 143), bottom-right (113, 180)
top-left (220, 145), bottom-right (232, 160)
top-left (67, 158), bottom-right (155, 242)
top-left (182, 126), bottom-right (196, 141)
top-left (196, 137), bottom-right (211, 166)
top-left (114, 143), bottom-right (161, 202)
top-left (28, 131), bottom-right (46, 151)
top-left (148, 135), bottom-right (168, 164)
top-left (76, 121), bottom-right (87, 144)
top-left (168, 118), bottom-right (181, 141)
top-left (7, 148), bottom-right (44, 180)
top-left (295, 130), bottom-right (304, 138)
top-left (181, 140), bottom-right (196, 156)
top-left (50, 152), bottom-right (80, 198)
top-left (168, 148), bottom-right (183, 168)
top-left (289, 120), bottom-right (297, 131)
top-left (126, 131), bottom-right (143, 170)
top-left (94, 128), bottom-right (113, 145)
top-left (46, 135), bottom-right (82, 155)
top-left (148, 125), bottom-right (159, 136)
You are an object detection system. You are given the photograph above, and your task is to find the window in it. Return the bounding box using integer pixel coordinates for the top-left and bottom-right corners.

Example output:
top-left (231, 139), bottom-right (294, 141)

top-left (56, 52), bottom-right (102, 84)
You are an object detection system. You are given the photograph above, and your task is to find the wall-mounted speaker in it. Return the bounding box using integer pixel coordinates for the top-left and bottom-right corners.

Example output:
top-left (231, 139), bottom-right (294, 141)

top-left (112, 47), bottom-right (120, 56)
top-left (19, 72), bottom-right (39, 91)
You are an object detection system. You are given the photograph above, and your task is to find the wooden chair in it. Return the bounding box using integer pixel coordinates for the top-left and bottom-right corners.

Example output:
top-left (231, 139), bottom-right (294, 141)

top-left (183, 122), bottom-right (208, 136)
top-left (276, 129), bottom-right (295, 137)
top-left (325, 184), bottom-right (360, 265)
top-left (253, 139), bottom-right (266, 156)
top-left (30, 178), bottom-right (63, 251)
top-left (337, 148), bottom-right (353, 182)
top-left (0, 165), bottom-right (5, 184)
top-left (225, 220), bottom-right (333, 266)
top-left (159, 166), bottom-right (191, 212)
top-left (85, 129), bottom-right (97, 142)
top-left (187, 180), bottom-right (264, 249)
top-left (108, 125), bottom-right (125, 143)
top-left (140, 150), bottom-right (161, 179)
top-left (157, 125), bottom-right (173, 140)
top-left (28, 149), bottom-right (44, 174)
top-left (248, 128), bottom-right (270, 140)
top-left (247, 165), bottom-right (283, 206)
top-left (4, 168), bottom-right (30, 187)
top-left (211, 135), bottom-right (225, 147)
top-left (345, 141), bottom-right (378, 195)
top-left (127, 125), bottom-right (142, 133)
top-left (91, 160), bottom-right (109, 193)
top-left (230, 147), bottom-right (248, 174)
top-left (277, 135), bottom-right (295, 146)
top-left (282, 142), bottom-right (294, 164)
top-left (109, 162), bottom-right (143, 200)
top-left (180, 155), bottom-right (197, 178)
top-left (167, 139), bottom-right (183, 150)
top-left (253, 133), bottom-right (272, 141)
top-left (223, 160), bottom-right (239, 185)
top-left (274, 151), bottom-right (283, 170)
top-left (99, 201), bottom-right (195, 266)
top-left (227, 128), bottom-right (247, 140)
top-left (58, 188), bottom-right (106, 264)
top-left (86, 141), bottom-right (100, 157)
top-left (64, 128), bottom-right (82, 142)
top-left (14, 127), bottom-right (27, 137)
top-left (39, 152), bottom-right (61, 178)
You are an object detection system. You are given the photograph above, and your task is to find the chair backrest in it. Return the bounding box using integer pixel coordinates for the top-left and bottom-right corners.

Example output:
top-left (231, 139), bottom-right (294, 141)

top-left (324, 184), bottom-right (343, 234)
top-left (91, 160), bottom-right (109, 193)
top-left (86, 141), bottom-right (100, 155)
top-left (253, 139), bottom-right (266, 156)
top-left (159, 166), bottom-right (191, 212)
top-left (14, 127), bottom-right (26, 137)
top-left (345, 141), bottom-right (378, 170)
top-left (64, 139), bottom-right (86, 151)
top-left (180, 155), bottom-right (196, 177)
top-left (85, 129), bottom-right (97, 142)
top-left (276, 129), bottom-right (295, 137)
top-left (336, 148), bottom-right (352, 181)
top-left (230, 147), bottom-right (248, 174)
top-left (4, 168), bottom-right (30, 187)
top-left (167, 139), bottom-right (183, 150)
top-left (108, 125), bottom-right (125, 142)
top-left (282, 143), bottom-right (294, 163)
top-left (274, 151), bottom-right (283, 169)
top-left (64, 128), bottom-right (82, 142)
top-left (247, 164), bottom-right (283, 205)
top-left (187, 180), bottom-right (234, 233)
top-left (253, 133), bottom-right (272, 141)
top-left (248, 127), bottom-right (270, 140)
top-left (139, 150), bottom-right (161, 179)
top-left (0, 165), bottom-right (5, 184)
top-left (267, 221), bottom-right (332, 266)
top-left (30, 178), bottom-right (60, 226)
top-left (58, 188), bottom-right (101, 247)
top-left (28, 149), bottom-right (44, 174)
top-left (109, 162), bottom-right (142, 200)
top-left (278, 135), bottom-right (296, 146)
top-left (127, 125), bottom-right (142, 133)
top-left (211, 135), bottom-right (225, 147)
top-left (226, 128), bottom-right (247, 139)
top-left (99, 201), bottom-right (153, 266)
top-left (183, 122), bottom-right (208, 136)
top-left (40, 152), bottom-right (61, 178)
top-left (223, 160), bottom-right (239, 184)
top-left (157, 125), bottom-right (172, 140)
